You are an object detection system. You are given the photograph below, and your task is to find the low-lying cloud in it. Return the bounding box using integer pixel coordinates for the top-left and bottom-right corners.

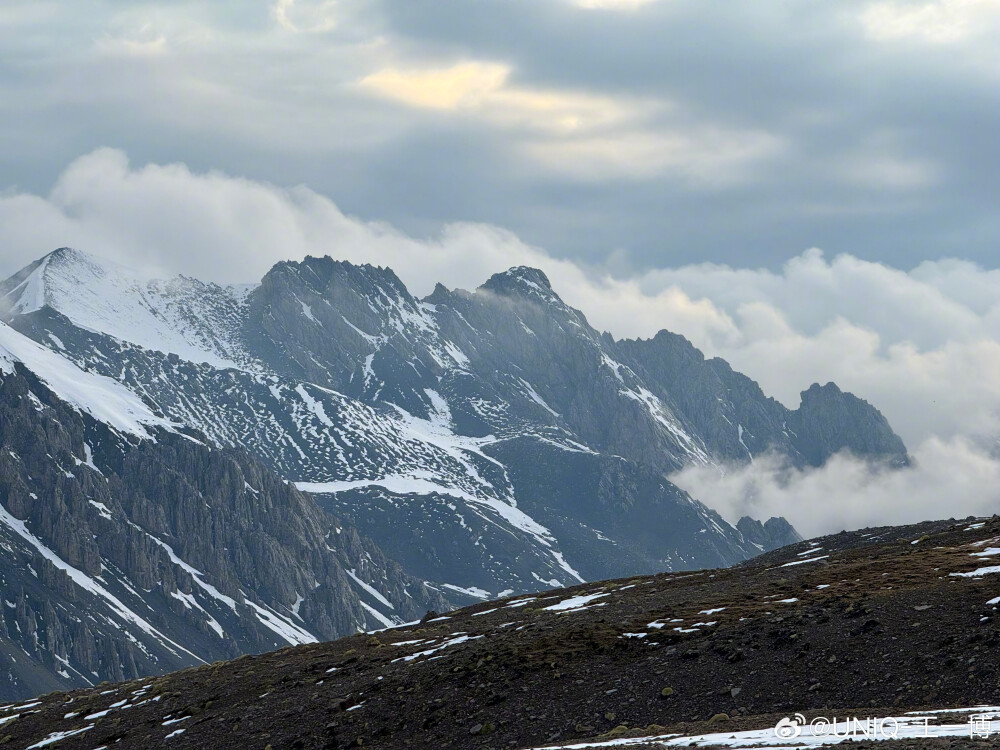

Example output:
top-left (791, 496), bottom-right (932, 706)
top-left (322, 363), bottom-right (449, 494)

top-left (671, 437), bottom-right (1000, 539)
top-left (2, 148), bottom-right (999, 534)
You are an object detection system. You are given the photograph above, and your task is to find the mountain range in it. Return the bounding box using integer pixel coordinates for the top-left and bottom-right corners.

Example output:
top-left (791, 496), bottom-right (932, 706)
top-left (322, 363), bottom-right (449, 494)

top-left (0, 247), bottom-right (908, 698)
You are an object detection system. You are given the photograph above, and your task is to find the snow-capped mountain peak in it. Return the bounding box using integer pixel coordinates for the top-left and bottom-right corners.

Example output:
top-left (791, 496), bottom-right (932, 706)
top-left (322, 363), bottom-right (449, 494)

top-left (481, 266), bottom-right (555, 298)
top-left (0, 248), bottom-right (255, 369)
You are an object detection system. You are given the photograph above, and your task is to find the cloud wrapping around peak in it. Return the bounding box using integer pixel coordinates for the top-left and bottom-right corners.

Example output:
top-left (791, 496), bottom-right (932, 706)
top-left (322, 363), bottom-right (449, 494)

top-left (0, 147), bottom-right (554, 297)
top-left (2, 0), bottom-right (999, 538)
top-left (2, 149), bottom-right (1000, 534)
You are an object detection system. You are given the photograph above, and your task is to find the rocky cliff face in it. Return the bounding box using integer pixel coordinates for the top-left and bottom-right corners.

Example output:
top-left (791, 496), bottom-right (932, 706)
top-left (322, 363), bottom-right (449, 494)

top-left (614, 331), bottom-right (909, 469)
top-left (789, 382), bottom-right (909, 467)
top-left (0, 333), bottom-right (445, 701)
top-left (0, 250), bottom-right (907, 609)
top-left (736, 515), bottom-right (803, 551)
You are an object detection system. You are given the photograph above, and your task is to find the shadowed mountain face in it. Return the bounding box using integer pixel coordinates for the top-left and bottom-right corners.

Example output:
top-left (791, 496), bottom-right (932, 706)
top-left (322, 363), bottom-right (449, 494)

top-left (615, 331), bottom-right (908, 469)
top-left (0, 249), bottom-right (906, 608)
top-left (0, 331), bottom-right (445, 701)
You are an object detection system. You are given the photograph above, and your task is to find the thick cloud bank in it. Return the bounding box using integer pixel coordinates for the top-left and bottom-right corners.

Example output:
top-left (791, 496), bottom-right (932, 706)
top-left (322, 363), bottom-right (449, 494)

top-left (2, 149), bottom-right (998, 534)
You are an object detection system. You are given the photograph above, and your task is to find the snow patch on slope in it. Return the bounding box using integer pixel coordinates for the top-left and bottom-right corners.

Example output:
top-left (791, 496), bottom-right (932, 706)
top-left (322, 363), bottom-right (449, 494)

top-left (347, 569), bottom-right (394, 610)
top-left (0, 321), bottom-right (174, 439)
top-left (297, 388), bottom-right (585, 586)
top-left (244, 601), bottom-right (318, 646)
top-left (535, 706), bottom-right (1000, 748)
top-left (5, 249), bottom-right (250, 368)
top-left (3, 255), bottom-right (50, 315)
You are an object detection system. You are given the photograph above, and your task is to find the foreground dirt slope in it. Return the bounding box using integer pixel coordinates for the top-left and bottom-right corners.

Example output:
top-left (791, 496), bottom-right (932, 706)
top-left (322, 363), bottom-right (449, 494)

top-left (3, 516), bottom-right (1000, 749)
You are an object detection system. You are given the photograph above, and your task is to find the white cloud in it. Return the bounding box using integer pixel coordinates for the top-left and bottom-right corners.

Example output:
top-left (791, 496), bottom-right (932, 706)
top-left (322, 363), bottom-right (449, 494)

top-left (359, 60), bottom-right (643, 134)
top-left (607, 250), bottom-right (1000, 444)
top-left (861, 0), bottom-right (1000, 43)
top-left (358, 59), bottom-right (780, 182)
top-left (3, 149), bottom-right (1000, 460)
top-left (360, 62), bottom-right (512, 111)
top-left (0, 147), bottom-right (555, 296)
top-left (95, 23), bottom-right (169, 57)
top-left (523, 127), bottom-right (784, 184)
top-left (272, 0), bottom-right (338, 33)
top-left (671, 437), bottom-right (1000, 538)
top-left (631, 249), bottom-right (998, 350)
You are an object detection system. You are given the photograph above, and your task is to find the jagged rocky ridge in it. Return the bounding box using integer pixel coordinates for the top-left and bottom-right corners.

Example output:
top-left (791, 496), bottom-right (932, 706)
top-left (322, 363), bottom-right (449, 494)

top-left (0, 249), bottom-right (906, 604)
top-left (0, 323), bottom-right (444, 701)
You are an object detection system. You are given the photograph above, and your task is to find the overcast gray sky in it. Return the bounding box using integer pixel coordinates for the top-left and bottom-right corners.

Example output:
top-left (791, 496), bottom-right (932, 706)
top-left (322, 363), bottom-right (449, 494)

top-left (2, 0), bottom-right (999, 274)
top-left (2, 0), bottom-right (1000, 532)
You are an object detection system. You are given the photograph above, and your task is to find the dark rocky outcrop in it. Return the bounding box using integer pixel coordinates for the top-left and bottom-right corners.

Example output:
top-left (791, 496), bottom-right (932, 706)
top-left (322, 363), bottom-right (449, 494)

top-left (736, 515), bottom-right (803, 552)
top-left (789, 382), bottom-right (909, 467)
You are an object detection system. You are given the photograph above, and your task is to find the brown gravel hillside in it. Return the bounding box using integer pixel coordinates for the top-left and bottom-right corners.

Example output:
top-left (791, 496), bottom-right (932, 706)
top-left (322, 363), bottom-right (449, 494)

top-left (3, 515), bottom-right (1000, 749)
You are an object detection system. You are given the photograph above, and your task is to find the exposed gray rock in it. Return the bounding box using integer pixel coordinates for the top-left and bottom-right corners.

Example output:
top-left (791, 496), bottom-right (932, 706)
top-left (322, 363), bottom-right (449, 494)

top-left (789, 382), bottom-right (909, 467)
top-left (0, 362), bottom-right (445, 701)
top-left (736, 516), bottom-right (803, 552)
top-left (0, 249), bottom-right (908, 608)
